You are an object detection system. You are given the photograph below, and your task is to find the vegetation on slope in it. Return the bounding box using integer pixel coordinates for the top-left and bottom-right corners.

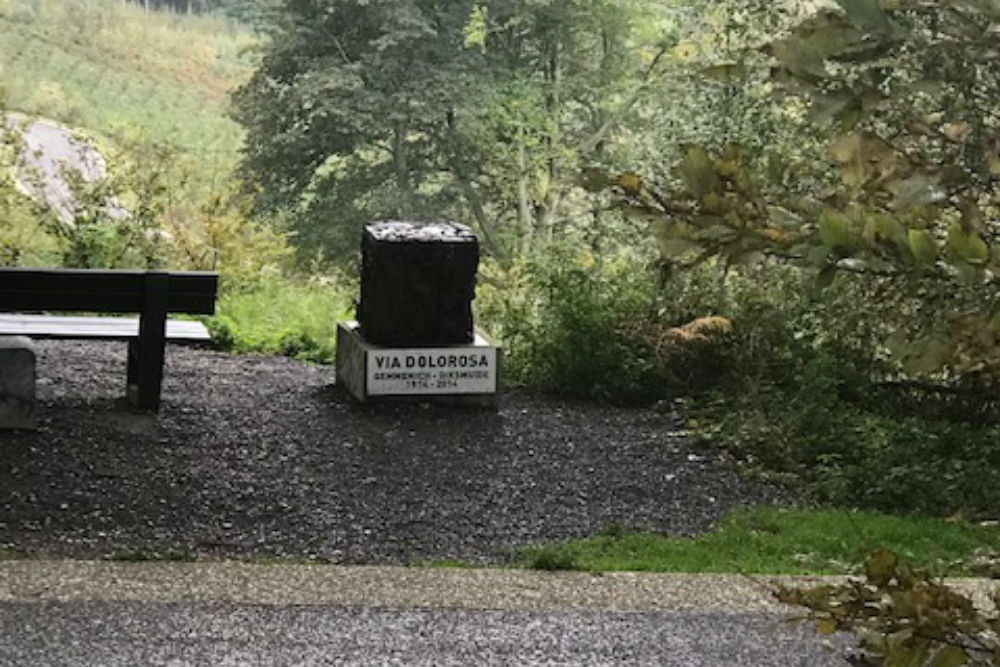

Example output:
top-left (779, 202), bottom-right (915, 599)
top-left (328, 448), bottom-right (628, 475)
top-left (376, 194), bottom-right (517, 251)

top-left (0, 0), bottom-right (253, 162)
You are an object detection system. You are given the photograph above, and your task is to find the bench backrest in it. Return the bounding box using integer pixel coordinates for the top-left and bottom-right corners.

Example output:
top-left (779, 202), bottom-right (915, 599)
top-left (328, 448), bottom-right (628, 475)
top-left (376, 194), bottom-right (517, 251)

top-left (0, 268), bottom-right (217, 315)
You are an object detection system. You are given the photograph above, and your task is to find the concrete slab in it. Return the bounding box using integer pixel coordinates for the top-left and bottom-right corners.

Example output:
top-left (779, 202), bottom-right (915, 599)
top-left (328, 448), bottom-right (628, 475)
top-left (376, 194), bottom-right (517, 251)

top-left (336, 320), bottom-right (500, 408)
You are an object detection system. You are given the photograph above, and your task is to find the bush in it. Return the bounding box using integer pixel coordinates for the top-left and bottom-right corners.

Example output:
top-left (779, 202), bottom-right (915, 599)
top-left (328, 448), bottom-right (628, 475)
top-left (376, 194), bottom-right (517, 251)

top-left (666, 264), bottom-right (1000, 518)
top-left (210, 275), bottom-right (352, 364)
top-left (477, 248), bottom-right (666, 404)
top-left (777, 549), bottom-right (1000, 666)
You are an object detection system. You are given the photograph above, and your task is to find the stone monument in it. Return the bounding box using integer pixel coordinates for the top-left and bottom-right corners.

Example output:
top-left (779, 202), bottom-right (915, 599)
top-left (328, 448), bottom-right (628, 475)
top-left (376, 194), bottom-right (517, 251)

top-left (336, 221), bottom-right (500, 407)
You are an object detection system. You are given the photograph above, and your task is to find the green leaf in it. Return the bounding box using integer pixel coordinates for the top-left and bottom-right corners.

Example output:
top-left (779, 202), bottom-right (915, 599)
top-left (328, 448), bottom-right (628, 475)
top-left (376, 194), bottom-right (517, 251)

top-left (904, 336), bottom-right (950, 374)
top-left (657, 236), bottom-right (700, 259)
top-left (946, 222), bottom-right (989, 264)
top-left (885, 330), bottom-right (909, 358)
top-left (908, 229), bottom-right (937, 266)
top-left (816, 265), bottom-right (837, 289)
top-left (679, 146), bottom-right (720, 200)
top-left (889, 173), bottom-right (945, 210)
top-left (866, 213), bottom-right (908, 251)
top-left (818, 210), bottom-right (854, 250)
top-left (810, 91), bottom-right (861, 128)
top-left (767, 206), bottom-right (803, 230)
top-left (835, 0), bottom-right (891, 33)
top-left (768, 12), bottom-right (863, 77)
top-left (929, 644), bottom-right (968, 667)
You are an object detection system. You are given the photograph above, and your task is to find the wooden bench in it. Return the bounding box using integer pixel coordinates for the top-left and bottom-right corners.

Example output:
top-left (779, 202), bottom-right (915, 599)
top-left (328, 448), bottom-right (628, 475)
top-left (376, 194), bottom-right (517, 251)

top-left (0, 267), bottom-right (218, 411)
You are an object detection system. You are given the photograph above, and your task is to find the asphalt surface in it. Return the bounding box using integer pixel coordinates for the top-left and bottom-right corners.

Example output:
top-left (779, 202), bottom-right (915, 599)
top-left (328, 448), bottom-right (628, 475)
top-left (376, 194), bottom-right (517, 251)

top-left (0, 562), bottom-right (857, 667)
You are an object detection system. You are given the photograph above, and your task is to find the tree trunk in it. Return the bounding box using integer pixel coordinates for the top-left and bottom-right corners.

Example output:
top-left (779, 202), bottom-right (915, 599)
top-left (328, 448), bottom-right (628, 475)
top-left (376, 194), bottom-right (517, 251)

top-left (516, 127), bottom-right (534, 253)
top-left (391, 120), bottom-right (415, 218)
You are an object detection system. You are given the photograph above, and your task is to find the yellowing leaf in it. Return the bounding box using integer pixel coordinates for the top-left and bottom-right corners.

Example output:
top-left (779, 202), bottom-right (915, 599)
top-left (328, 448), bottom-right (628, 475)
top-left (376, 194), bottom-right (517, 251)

top-left (829, 133), bottom-right (863, 163)
top-left (762, 227), bottom-right (790, 243)
top-left (941, 122), bottom-right (970, 142)
top-left (702, 63), bottom-right (745, 81)
top-left (672, 40), bottom-right (699, 61)
top-left (885, 330), bottom-right (909, 357)
top-left (815, 618), bottom-right (837, 635)
top-left (929, 644), bottom-right (967, 667)
top-left (904, 336), bottom-right (950, 374)
top-left (617, 172), bottom-right (643, 197)
top-left (865, 548), bottom-right (898, 586)
top-left (988, 155), bottom-right (1000, 178)
top-left (679, 146), bottom-right (721, 199)
top-left (701, 192), bottom-right (727, 214)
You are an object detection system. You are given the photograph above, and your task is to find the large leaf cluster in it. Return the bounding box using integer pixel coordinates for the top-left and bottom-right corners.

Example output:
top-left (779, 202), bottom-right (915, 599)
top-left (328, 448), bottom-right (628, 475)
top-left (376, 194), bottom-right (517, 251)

top-left (619, 0), bottom-right (1000, 383)
top-left (777, 549), bottom-right (1000, 666)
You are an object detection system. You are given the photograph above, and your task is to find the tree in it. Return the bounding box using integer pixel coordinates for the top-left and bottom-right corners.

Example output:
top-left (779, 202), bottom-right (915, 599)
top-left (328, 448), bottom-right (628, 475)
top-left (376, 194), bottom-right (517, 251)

top-left (619, 0), bottom-right (1000, 385)
top-left (232, 0), bottom-right (667, 261)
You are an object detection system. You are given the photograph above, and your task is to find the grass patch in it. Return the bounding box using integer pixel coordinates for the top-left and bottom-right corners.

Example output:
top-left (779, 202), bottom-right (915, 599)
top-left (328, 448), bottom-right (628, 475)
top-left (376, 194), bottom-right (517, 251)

top-left (210, 277), bottom-right (354, 364)
top-left (0, 0), bottom-right (255, 186)
top-left (517, 507), bottom-right (1000, 576)
top-left (103, 547), bottom-right (197, 562)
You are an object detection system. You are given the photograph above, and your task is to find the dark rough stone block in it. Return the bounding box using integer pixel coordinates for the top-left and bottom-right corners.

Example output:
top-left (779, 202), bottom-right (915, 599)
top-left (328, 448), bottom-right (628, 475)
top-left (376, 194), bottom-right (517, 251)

top-left (357, 221), bottom-right (479, 347)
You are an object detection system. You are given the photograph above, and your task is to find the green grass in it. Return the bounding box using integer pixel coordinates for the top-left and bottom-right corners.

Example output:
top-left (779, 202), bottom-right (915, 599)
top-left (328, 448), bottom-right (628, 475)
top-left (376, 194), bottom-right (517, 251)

top-left (517, 507), bottom-right (1000, 576)
top-left (0, 0), bottom-right (255, 184)
top-left (103, 547), bottom-right (198, 562)
top-left (210, 277), bottom-right (355, 364)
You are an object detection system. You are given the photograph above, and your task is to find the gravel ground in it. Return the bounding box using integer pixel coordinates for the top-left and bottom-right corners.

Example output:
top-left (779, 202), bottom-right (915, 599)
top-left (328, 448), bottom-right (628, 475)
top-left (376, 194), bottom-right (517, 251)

top-left (0, 341), bottom-right (790, 564)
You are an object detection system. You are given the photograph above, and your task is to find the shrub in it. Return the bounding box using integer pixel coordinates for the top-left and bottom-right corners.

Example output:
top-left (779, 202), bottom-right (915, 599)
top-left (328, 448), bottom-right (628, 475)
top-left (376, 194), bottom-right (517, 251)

top-left (477, 248), bottom-right (666, 404)
top-left (777, 549), bottom-right (1000, 667)
top-left (210, 275), bottom-right (352, 364)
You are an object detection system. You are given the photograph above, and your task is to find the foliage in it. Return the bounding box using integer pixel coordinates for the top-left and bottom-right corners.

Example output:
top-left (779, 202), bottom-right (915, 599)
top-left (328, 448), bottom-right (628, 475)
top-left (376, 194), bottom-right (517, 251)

top-left (209, 275), bottom-right (353, 363)
top-left (477, 247), bottom-right (666, 403)
top-left (0, 0), bottom-right (255, 189)
top-left (0, 96), bottom-right (59, 265)
top-left (777, 549), bottom-right (1000, 666)
top-left (693, 383), bottom-right (1000, 518)
top-left (232, 0), bottom-right (669, 262)
top-left (614, 0), bottom-right (1000, 385)
top-left (166, 186), bottom-right (294, 285)
top-left (657, 263), bottom-right (1000, 518)
top-left (519, 507), bottom-right (1000, 576)
top-left (524, 545), bottom-right (582, 572)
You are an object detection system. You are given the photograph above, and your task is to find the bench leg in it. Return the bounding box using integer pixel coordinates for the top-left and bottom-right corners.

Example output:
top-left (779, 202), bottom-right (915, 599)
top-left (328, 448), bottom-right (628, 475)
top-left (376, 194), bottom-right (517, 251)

top-left (126, 272), bottom-right (168, 411)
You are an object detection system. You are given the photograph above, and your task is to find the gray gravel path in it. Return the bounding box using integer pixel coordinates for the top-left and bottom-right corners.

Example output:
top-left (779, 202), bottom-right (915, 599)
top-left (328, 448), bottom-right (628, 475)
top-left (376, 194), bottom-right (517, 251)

top-left (0, 340), bottom-right (790, 563)
top-left (0, 601), bottom-right (852, 667)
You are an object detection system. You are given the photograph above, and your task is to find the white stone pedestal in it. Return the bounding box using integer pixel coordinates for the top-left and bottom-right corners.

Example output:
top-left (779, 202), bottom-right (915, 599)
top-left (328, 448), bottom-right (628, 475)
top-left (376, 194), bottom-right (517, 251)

top-left (0, 336), bottom-right (37, 429)
top-left (336, 321), bottom-right (500, 408)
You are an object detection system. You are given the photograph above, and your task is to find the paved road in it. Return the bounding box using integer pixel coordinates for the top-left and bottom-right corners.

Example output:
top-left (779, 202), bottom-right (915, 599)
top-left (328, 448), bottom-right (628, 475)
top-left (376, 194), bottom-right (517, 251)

top-left (0, 562), bottom-right (855, 667)
top-left (0, 601), bottom-right (850, 667)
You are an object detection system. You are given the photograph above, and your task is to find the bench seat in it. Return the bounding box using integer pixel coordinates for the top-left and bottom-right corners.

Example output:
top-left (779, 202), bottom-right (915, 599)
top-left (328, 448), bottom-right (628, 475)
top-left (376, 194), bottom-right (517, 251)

top-left (0, 267), bottom-right (218, 410)
top-left (0, 314), bottom-right (210, 341)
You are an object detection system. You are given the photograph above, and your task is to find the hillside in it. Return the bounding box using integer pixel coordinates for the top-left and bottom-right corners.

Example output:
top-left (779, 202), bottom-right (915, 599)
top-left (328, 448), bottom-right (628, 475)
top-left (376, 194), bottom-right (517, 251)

top-left (0, 0), bottom-right (257, 174)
